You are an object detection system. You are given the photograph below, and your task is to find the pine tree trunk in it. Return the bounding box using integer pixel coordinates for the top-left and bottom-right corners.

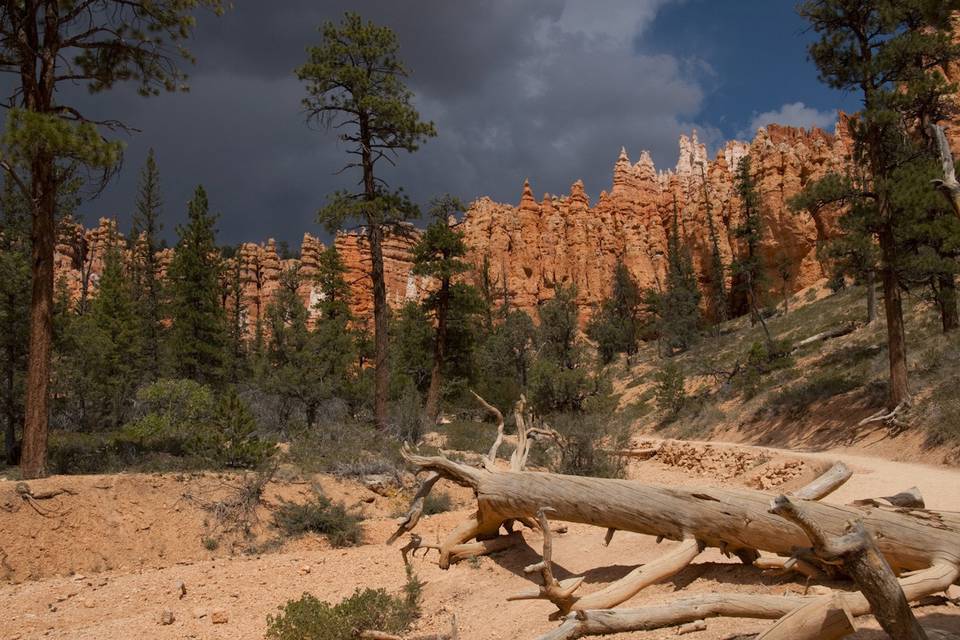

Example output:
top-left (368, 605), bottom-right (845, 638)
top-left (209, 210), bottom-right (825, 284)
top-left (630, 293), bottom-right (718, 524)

top-left (359, 113), bottom-right (391, 432)
top-left (369, 221), bottom-right (390, 431)
top-left (21, 152), bottom-right (56, 479)
top-left (937, 272), bottom-right (958, 333)
top-left (878, 225), bottom-right (909, 409)
top-left (4, 336), bottom-right (16, 466)
top-left (866, 270), bottom-right (877, 325)
top-left (425, 278), bottom-right (449, 420)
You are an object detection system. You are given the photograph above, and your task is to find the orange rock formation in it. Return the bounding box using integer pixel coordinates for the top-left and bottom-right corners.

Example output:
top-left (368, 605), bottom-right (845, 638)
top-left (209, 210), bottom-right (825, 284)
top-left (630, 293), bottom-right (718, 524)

top-left (52, 123), bottom-right (858, 329)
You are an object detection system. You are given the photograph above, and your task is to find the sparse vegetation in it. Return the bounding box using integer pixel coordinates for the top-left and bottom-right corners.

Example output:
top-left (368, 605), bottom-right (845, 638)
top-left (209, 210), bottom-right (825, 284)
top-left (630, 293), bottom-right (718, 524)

top-left (422, 491), bottom-right (453, 515)
top-left (265, 566), bottom-right (422, 640)
top-left (273, 492), bottom-right (365, 547)
top-left (654, 362), bottom-right (686, 418)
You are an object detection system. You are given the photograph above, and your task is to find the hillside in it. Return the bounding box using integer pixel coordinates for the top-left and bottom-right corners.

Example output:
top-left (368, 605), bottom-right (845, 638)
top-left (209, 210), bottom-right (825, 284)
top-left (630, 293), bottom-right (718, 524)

top-left (614, 277), bottom-right (960, 465)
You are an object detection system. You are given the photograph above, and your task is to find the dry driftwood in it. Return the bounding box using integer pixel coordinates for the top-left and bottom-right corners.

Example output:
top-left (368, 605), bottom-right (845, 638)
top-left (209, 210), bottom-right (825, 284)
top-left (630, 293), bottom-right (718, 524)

top-left (792, 323), bottom-right (857, 351)
top-left (930, 123), bottom-right (960, 219)
top-left (391, 394), bottom-right (960, 639)
top-left (390, 442), bottom-right (960, 640)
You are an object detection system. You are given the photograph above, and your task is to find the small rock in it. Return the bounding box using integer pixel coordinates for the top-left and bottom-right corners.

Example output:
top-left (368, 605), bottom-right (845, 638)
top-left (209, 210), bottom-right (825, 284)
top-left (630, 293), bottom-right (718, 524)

top-left (177, 581), bottom-right (187, 599)
top-left (362, 496), bottom-right (375, 504)
top-left (82, 599), bottom-right (95, 609)
top-left (160, 610), bottom-right (175, 625)
top-left (192, 608), bottom-right (208, 619)
top-left (361, 474), bottom-right (398, 497)
top-left (299, 565), bottom-right (311, 574)
top-left (211, 610), bottom-right (228, 624)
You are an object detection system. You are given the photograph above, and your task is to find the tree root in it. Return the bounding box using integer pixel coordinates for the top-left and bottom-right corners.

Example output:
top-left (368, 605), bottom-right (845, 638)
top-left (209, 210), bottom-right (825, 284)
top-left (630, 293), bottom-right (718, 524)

top-left (857, 401), bottom-right (908, 426)
top-left (15, 482), bottom-right (77, 517)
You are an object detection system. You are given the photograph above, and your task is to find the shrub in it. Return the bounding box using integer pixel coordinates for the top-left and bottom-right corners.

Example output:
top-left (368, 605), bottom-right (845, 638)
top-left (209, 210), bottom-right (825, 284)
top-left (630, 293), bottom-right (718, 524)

top-left (266, 567), bottom-right (422, 640)
top-left (422, 491), bottom-right (452, 515)
top-left (654, 361), bottom-right (686, 417)
top-left (443, 419), bottom-right (497, 454)
top-left (122, 380), bottom-right (272, 469)
top-left (289, 420), bottom-right (402, 477)
top-left (547, 412), bottom-right (628, 479)
top-left (273, 493), bottom-right (364, 547)
top-left (736, 340), bottom-right (794, 399)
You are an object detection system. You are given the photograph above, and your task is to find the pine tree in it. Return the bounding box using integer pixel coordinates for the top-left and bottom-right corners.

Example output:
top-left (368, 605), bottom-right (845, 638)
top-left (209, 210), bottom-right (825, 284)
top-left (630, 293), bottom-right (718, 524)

top-left (892, 157), bottom-right (960, 333)
top-left (297, 13), bottom-right (436, 431)
top-left (0, 178), bottom-right (30, 463)
top-left (130, 148), bottom-right (164, 379)
top-left (586, 259), bottom-right (642, 364)
top-left (732, 156), bottom-right (774, 350)
top-left (84, 243), bottom-right (143, 427)
top-left (652, 198), bottom-right (702, 355)
top-left (0, 0), bottom-right (226, 478)
top-left (797, 0), bottom-right (960, 408)
top-left (166, 186), bottom-right (227, 385)
top-left (314, 244), bottom-right (352, 322)
top-left (411, 195), bottom-right (472, 419)
top-left (699, 164), bottom-right (728, 329)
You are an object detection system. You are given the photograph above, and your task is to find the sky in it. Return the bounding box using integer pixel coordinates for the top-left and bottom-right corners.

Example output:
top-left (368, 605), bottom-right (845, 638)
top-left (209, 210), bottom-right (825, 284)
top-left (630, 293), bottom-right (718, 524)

top-left (58, 0), bottom-right (860, 247)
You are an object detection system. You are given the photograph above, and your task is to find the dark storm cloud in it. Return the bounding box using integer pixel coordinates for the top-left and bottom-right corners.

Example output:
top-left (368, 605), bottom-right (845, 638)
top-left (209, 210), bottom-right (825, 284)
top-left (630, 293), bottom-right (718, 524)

top-left (68, 0), bottom-right (713, 246)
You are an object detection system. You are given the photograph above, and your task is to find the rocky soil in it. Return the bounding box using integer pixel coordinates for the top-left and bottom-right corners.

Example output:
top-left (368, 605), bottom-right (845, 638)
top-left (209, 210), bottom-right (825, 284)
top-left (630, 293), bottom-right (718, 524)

top-left (3, 441), bottom-right (959, 640)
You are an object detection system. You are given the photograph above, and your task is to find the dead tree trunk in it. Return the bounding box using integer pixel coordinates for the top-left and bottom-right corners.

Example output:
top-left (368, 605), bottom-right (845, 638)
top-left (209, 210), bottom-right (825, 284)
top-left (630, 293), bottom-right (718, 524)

top-left (769, 494), bottom-right (930, 640)
top-left (930, 123), bottom-right (960, 220)
top-left (392, 448), bottom-right (960, 638)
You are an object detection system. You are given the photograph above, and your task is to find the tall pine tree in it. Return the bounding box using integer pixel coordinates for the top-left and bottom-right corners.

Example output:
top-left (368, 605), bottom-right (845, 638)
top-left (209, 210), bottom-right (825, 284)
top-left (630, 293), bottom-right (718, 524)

top-left (130, 149), bottom-right (164, 379)
top-left (411, 195), bottom-right (472, 419)
top-left (297, 13), bottom-right (436, 431)
top-left (0, 178), bottom-right (30, 463)
top-left (797, 0), bottom-right (960, 408)
top-left (166, 186), bottom-right (227, 385)
top-left (649, 197), bottom-right (702, 355)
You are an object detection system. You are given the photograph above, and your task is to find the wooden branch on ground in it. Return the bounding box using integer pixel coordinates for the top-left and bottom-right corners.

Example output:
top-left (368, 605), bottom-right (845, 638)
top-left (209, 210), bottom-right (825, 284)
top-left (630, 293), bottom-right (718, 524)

top-left (851, 486), bottom-right (925, 509)
top-left (929, 123), bottom-right (960, 219)
top-left (360, 614), bottom-right (458, 640)
top-left (792, 323), bottom-right (857, 351)
top-left (391, 450), bottom-right (960, 639)
top-left (769, 494), bottom-right (930, 640)
top-left (790, 462), bottom-right (852, 501)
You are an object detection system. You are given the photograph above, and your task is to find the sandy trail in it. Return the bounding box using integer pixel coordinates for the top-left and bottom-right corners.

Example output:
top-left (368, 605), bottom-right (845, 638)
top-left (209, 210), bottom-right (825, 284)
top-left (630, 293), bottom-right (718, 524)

top-left (2, 442), bottom-right (959, 640)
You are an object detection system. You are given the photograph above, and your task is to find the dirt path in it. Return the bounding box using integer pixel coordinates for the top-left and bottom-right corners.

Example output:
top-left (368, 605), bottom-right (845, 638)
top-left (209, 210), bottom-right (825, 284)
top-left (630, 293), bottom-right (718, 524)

top-left (2, 442), bottom-right (959, 640)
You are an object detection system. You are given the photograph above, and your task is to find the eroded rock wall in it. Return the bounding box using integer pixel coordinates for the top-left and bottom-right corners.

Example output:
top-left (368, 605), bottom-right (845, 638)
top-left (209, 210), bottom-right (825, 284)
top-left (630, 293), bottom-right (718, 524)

top-left (51, 124), bottom-right (852, 329)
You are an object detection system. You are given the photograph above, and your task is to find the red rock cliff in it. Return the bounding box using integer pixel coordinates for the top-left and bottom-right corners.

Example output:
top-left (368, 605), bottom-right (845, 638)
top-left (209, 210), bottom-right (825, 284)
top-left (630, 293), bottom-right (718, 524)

top-left (53, 124), bottom-right (855, 330)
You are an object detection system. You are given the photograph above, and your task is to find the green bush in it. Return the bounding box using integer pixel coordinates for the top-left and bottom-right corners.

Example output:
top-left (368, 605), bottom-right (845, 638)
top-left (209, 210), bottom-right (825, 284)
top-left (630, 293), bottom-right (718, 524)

top-left (122, 380), bottom-right (272, 469)
top-left (547, 412), bottom-right (628, 479)
top-left (289, 420), bottom-right (402, 477)
top-left (266, 567), bottom-right (422, 640)
top-left (654, 361), bottom-right (686, 417)
top-left (736, 340), bottom-right (794, 399)
top-left (273, 493), bottom-right (365, 547)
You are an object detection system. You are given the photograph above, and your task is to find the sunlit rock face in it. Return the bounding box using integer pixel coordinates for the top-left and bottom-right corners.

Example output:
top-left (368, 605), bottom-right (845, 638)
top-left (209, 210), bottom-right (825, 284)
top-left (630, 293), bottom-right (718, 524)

top-left (459, 124), bottom-right (849, 321)
top-left (52, 124), bottom-right (852, 329)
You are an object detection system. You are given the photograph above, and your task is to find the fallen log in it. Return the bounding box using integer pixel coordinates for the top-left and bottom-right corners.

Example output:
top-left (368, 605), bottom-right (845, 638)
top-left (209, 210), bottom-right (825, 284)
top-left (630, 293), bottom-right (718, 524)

top-left (792, 323), bottom-right (857, 351)
top-left (402, 450), bottom-right (960, 576)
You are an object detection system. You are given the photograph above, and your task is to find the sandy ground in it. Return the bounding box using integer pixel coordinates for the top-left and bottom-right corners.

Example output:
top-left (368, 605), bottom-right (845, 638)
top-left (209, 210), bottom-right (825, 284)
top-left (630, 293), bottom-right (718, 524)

top-left (2, 443), bottom-right (959, 640)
